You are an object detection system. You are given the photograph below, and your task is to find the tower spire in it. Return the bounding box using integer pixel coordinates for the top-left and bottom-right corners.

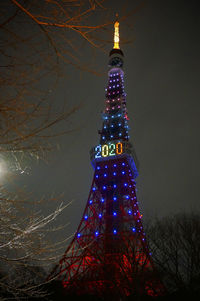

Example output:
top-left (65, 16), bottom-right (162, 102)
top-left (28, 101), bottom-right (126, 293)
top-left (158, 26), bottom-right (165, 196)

top-left (110, 15), bottom-right (123, 57)
top-left (113, 14), bottom-right (120, 49)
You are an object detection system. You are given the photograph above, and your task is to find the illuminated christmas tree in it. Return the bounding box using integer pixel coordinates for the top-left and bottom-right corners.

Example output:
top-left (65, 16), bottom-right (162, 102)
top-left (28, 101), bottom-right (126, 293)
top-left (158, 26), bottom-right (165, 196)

top-left (49, 19), bottom-right (164, 300)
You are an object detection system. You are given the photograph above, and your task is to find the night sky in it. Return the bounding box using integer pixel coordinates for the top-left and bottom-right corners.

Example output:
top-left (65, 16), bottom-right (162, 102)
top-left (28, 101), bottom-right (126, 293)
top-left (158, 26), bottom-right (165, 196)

top-left (16, 0), bottom-right (200, 239)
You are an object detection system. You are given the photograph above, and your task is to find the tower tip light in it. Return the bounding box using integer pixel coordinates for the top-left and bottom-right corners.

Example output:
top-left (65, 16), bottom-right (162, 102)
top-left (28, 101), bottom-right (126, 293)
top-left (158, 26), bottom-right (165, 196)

top-left (113, 20), bottom-right (120, 49)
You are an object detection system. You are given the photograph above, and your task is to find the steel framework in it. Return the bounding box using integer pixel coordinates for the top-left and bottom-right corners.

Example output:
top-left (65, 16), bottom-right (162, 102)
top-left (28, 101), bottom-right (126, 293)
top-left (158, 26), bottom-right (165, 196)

top-left (49, 20), bottom-right (164, 300)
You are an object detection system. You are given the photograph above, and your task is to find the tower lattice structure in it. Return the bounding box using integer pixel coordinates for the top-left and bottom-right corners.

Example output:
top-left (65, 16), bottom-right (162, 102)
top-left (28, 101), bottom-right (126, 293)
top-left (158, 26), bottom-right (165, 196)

top-left (50, 20), bottom-right (164, 300)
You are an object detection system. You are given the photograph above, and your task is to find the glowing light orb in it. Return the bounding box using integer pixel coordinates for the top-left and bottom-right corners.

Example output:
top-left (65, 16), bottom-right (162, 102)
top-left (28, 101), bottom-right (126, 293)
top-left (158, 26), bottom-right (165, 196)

top-left (0, 159), bottom-right (7, 180)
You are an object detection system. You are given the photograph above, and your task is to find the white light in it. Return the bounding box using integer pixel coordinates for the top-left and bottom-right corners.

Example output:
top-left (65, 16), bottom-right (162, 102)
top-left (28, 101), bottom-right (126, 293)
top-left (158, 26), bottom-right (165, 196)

top-left (0, 159), bottom-right (7, 180)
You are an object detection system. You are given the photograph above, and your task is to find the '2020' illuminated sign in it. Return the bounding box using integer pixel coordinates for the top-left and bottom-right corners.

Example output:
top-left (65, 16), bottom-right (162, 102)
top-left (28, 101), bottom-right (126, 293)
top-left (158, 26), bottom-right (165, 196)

top-left (95, 142), bottom-right (123, 159)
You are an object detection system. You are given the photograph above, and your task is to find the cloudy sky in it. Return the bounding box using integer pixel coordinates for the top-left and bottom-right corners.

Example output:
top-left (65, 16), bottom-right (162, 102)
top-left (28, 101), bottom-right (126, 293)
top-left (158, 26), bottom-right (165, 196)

top-left (14, 0), bottom-right (200, 239)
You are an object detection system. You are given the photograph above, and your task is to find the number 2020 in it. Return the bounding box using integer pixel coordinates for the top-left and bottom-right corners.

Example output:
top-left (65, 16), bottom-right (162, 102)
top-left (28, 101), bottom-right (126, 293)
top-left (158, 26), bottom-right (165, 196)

top-left (95, 142), bottom-right (123, 158)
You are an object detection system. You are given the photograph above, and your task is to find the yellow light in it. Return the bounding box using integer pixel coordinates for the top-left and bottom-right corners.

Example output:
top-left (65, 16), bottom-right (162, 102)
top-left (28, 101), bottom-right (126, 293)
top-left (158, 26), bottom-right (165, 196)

top-left (102, 145), bottom-right (109, 157)
top-left (113, 21), bottom-right (120, 49)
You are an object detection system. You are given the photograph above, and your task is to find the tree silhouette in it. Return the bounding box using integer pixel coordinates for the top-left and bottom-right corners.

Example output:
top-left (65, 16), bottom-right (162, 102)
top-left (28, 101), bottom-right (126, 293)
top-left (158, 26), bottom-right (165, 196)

top-left (148, 213), bottom-right (200, 298)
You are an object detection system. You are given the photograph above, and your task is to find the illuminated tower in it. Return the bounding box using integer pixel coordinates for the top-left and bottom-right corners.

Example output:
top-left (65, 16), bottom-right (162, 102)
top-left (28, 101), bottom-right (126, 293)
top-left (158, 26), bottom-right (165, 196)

top-left (50, 20), bottom-right (164, 300)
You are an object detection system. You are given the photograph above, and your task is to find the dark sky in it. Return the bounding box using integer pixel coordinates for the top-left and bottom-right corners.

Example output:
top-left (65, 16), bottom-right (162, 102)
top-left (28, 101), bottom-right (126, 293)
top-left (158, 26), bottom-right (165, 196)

top-left (16, 0), bottom-right (200, 238)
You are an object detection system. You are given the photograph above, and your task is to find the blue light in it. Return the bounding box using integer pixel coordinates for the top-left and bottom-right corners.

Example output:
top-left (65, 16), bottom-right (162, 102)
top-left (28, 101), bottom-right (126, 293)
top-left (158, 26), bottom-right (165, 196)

top-left (105, 165), bottom-right (108, 168)
top-left (99, 213), bottom-right (102, 218)
top-left (77, 233), bottom-right (81, 237)
top-left (113, 184), bottom-right (117, 188)
top-left (101, 198), bottom-right (105, 203)
top-left (113, 229), bottom-right (117, 234)
top-left (124, 183), bottom-right (127, 187)
top-left (111, 125), bottom-right (114, 128)
top-left (103, 186), bottom-right (106, 190)
top-left (113, 164), bottom-right (117, 167)
top-left (126, 195), bottom-right (129, 199)
top-left (111, 135), bottom-right (113, 138)
top-left (104, 126), bottom-right (107, 129)
top-left (113, 172), bottom-right (116, 176)
top-left (113, 212), bottom-right (117, 216)
top-left (89, 200), bottom-right (93, 204)
top-left (113, 197), bottom-right (117, 201)
top-left (128, 210), bottom-right (132, 215)
top-left (97, 166), bottom-right (100, 170)
top-left (104, 173), bottom-right (107, 177)
top-left (95, 231), bottom-right (99, 236)
top-left (119, 133), bottom-right (122, 136)
top-left (122, 171), bottom-right (125, 175)
top-left (122, 163), bottom-right (125, 166)
top-left (132, 227), bottom-right (136, 232)
top-left (84, 215), bottom-right (88, 220)
top-left (96, 175), bottom-right (99, 178)
top-left (111, 115), bottom-right (114, 118)
top-left (102, 136), bottom-right (105, 139)
top-left (118, 123), bottom-right (121, 126)
top-left (92, 187), bottom-right (96, 191)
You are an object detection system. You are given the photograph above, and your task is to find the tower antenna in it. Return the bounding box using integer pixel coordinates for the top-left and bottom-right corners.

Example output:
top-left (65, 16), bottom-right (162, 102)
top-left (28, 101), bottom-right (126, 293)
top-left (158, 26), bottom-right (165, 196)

top-left (113, 13), bottom-right (120, 49)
